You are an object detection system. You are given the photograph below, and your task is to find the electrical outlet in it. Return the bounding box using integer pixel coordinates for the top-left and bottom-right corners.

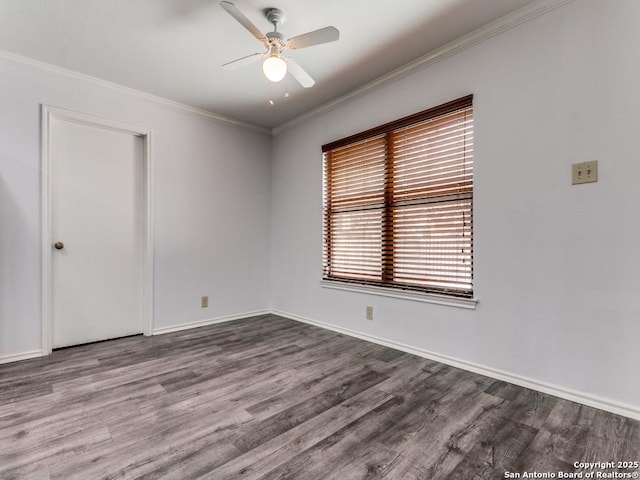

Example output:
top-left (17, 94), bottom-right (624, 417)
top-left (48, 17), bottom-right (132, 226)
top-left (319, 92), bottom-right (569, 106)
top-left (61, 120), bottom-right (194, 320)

top-left (572, 161), bottom-right (598, 185)
top-left (201, 296), bottom-right (208, 308)
top-left (366, 305), bottom-right (373, 320)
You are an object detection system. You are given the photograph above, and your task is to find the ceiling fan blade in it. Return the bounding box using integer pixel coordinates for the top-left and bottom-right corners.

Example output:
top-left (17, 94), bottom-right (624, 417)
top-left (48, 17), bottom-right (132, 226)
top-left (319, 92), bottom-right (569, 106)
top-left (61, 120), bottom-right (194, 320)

top-left (286, 58), bottom-right (315, 88)
top-left (220, 1), bottom-right (267, 43)
top-left (222, 52), bottom-right (264, 70)
top-left (286, 26), bottom-right (339, 49)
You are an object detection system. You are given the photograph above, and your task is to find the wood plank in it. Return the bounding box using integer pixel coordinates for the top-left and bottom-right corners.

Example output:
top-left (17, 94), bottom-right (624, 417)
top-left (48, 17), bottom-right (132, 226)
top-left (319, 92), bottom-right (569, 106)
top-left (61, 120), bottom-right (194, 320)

top-left (233, 367), bottom-right (389, 454)
top-left (0, 314), bottom-right (636, 479)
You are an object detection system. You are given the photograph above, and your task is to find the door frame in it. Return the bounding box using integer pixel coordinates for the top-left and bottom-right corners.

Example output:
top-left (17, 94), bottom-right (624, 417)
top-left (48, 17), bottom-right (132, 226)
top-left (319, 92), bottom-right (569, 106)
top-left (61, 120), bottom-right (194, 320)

top-left (41, 105), bottom-right (154, 355)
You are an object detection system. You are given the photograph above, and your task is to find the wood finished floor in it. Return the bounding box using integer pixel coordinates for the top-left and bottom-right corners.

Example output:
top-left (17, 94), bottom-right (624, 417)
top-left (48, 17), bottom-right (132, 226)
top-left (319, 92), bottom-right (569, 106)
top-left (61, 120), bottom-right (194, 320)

top-left (0, 314), bottom-right (638, 480)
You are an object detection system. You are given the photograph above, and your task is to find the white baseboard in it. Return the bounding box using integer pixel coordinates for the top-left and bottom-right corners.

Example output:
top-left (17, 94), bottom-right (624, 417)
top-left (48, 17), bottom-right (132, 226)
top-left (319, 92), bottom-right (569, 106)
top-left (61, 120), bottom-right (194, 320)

top-left (0, 350), bottom-right (43, 365)
top-left (271, 309), bottom-right (640, 421)
top-left (152, 310), bottom-right (270, 335)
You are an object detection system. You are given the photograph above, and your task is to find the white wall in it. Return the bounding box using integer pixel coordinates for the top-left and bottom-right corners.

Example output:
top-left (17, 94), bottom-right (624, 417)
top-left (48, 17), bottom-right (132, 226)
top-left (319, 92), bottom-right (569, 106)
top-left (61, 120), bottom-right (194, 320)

top-left (270, 0), bottom-right (640, 413)
top-left (0, 55), bottom-right (271, 358)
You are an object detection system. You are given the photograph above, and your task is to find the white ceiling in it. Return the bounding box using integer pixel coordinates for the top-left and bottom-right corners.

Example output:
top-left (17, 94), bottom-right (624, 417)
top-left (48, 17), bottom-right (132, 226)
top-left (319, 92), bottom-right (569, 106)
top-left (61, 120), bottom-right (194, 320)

top-left (0, 0), bottom-right (538, 129)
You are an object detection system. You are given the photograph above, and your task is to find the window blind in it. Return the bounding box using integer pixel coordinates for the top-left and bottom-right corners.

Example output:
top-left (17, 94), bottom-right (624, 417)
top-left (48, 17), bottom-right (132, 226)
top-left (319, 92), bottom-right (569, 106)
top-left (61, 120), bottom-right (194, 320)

top-left (322, 95), bottom-right (474, 298)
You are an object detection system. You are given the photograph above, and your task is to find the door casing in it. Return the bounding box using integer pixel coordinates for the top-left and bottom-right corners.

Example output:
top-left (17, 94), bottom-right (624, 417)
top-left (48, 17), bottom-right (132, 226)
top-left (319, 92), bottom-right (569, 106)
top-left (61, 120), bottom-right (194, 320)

top-left (41, 105), bottom-right (154, 355)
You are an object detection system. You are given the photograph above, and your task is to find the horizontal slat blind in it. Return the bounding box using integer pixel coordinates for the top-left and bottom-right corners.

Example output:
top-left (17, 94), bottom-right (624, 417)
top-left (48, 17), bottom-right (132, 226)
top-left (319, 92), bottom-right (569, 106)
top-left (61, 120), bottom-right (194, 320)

top-left (323, 136), bottom-right (386, 283)
top-left (323, 96), bottom-right (473, 297)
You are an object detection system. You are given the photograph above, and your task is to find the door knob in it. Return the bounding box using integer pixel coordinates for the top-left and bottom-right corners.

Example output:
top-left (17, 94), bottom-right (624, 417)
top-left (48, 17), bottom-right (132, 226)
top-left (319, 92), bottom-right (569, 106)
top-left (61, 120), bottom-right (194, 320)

top-left (54, 241), bottom-right (64, 250)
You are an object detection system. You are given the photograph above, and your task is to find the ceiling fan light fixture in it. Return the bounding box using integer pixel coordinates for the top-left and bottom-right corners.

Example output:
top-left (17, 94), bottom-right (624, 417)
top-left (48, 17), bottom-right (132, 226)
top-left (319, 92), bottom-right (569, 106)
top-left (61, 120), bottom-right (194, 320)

top-left (221, 2), bottom-right (338, 88)
top-left (263, 54), bottom-right (287, 82)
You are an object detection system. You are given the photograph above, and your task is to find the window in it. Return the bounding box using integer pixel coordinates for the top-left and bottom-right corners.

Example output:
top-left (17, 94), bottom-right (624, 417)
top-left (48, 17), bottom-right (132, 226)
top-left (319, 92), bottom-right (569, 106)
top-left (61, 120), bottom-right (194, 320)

top-left (322, 95), bottom-right (474, 299)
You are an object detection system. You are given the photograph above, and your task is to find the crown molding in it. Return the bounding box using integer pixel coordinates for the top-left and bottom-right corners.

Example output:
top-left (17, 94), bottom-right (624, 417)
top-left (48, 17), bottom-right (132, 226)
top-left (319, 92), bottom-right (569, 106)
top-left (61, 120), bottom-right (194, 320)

top-left (0, 49), bottom-right (270, 135)
top-left (0, 0), bottom-right (574, 137)
top-left (271, 0), bottom-right (575, 136)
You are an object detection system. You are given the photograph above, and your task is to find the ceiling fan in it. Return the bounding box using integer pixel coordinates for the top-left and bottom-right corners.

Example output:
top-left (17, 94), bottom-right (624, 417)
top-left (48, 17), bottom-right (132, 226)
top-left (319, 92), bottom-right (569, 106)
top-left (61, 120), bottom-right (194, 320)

top-left (220, 1), bottom-right (339, 88)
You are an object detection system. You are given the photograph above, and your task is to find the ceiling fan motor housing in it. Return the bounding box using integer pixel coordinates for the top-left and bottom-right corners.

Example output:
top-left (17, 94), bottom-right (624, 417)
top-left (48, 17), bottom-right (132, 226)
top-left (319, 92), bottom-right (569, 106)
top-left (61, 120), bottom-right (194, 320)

top-left (266, 31), bottom-right (286, 48)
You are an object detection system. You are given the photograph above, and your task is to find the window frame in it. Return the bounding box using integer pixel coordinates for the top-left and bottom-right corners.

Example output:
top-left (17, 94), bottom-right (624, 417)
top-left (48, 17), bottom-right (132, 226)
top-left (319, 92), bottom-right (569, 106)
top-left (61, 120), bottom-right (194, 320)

top-left (321, 95), bottom-right (476, 307)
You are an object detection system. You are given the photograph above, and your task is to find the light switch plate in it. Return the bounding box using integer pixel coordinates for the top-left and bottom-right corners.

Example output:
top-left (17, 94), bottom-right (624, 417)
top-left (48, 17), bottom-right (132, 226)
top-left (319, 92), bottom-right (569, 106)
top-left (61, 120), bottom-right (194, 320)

top-left (572, 161), bottom-right (598, 185)
top-left (201, 296), bottom-right (208, 308)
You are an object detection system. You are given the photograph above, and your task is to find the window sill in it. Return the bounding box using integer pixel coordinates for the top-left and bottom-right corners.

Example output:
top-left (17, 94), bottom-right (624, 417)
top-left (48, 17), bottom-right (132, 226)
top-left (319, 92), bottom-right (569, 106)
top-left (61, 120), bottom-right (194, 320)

top-left (320, 280), bottom-right (478, 310)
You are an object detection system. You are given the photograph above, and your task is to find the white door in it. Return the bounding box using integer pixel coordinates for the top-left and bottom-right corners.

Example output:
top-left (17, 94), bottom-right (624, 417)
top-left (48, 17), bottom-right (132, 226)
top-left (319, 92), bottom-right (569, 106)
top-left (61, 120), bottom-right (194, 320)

top-left (51, 118), bottom-right (144, 348)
